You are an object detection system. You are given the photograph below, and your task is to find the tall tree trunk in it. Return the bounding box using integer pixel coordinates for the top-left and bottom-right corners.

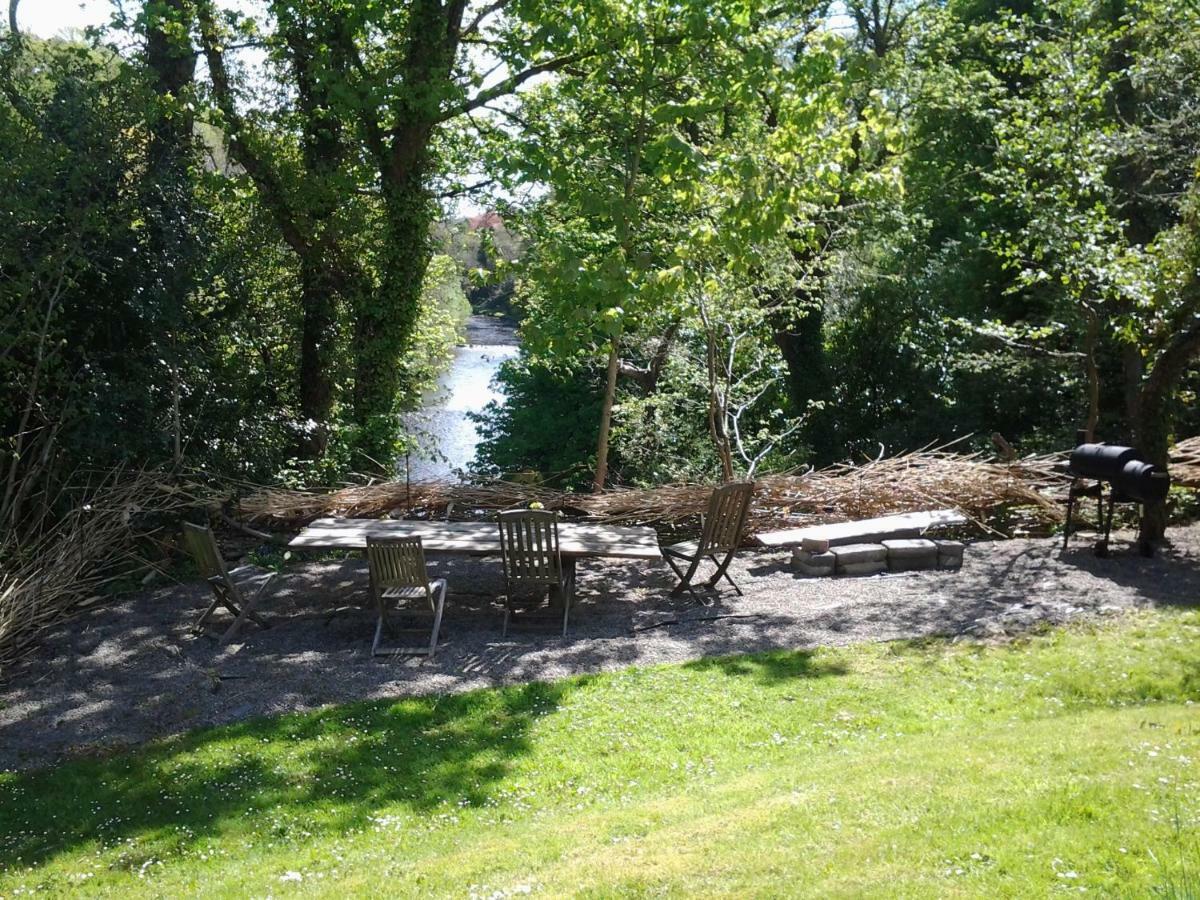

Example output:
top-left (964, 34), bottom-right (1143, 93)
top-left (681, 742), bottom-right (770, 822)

top-left (1082, 308), bottom-right (1101, 441)
top-left (592, 335), bottom-right (622, 492)
top-left (284, 12), bottom-right (354, 456)
top-left (762, 236), bottom-right (836, 462)
top-left (143, 0), bottom-right (198, 463)
top-left (350, 160), bottom-right (436, 468)
top-left (1136, 318), bottom-right (1200, 544)
top-left (296, 259), bottom-right (339, 453)
top-left (705, 329), bottom-right (735, 481)
top-left (1121, 343), bottom-right (1143, 440)
top-left (770, 296), bottom-right (833, 459)
top-left (144, 0), bottom-right (195, 168)
top-left (347, 0), bottom-right (465, 468)
top-left (592, 66), bottom-right (650, 490)
top-left (201, 0), bottom-right (370, 462)
top-left (1135, 169), bottom-right (1200, 545)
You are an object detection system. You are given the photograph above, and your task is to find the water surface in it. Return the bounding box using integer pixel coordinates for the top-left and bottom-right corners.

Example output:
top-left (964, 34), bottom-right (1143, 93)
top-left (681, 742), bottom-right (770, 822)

top-left (401, 316), bottom-right (519, 481)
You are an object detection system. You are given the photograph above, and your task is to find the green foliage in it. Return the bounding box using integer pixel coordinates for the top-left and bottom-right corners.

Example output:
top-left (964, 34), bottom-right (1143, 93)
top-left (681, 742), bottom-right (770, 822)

top-left (470, 357), bottom-right (603, 487)
top-left (486, 0), bottom-right (851, 483)
top-left (4, 0), bottom-right (1200, 504)
top-left (399, 254), bottom-right (472, 397)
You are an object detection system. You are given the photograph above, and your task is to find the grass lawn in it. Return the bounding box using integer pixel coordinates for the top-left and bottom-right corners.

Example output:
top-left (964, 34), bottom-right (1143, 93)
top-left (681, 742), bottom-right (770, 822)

top-left (2, 610), bottom-right (1198, 898)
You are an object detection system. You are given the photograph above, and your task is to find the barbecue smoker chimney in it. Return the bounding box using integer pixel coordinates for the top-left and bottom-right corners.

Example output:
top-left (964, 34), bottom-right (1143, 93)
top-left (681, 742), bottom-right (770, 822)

top-left (1063, 435), bottom-right (1170, 557)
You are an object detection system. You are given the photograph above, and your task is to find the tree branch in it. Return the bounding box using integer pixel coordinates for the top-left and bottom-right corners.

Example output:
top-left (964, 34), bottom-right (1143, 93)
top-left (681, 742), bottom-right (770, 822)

top-left (442, 50), bottom-right (591, 121)
top-left (462, 0), bottom-right (511, 37)
top-left (436, 177), bottom-right (496, 199)
top-left (196, 0), bottom-right (312, 256)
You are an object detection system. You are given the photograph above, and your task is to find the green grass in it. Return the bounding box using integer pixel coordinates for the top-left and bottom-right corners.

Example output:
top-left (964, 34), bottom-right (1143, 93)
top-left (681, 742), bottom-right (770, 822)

top-left (2, 611), bottom-right (1198, 897)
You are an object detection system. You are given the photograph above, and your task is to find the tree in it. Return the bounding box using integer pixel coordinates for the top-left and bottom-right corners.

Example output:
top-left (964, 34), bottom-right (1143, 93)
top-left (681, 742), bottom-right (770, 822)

top-left (977, 0), bottom-right (1200, 541)
top-left (197, 1), bottom-right (371, 458)
top-left (194, 0), bottom-right (599, 469)
top-left (499, 0), bottom-right (850, 487)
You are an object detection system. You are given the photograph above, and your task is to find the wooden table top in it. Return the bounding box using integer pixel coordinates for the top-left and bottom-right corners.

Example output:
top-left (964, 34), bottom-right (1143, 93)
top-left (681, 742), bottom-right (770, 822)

top-left (288, 517), bottom-right (663, 560)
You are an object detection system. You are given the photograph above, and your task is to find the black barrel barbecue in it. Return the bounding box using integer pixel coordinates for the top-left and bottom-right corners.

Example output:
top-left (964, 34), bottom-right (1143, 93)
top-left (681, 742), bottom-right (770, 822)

top-left (1063, 434), bottom-right (1170, 556)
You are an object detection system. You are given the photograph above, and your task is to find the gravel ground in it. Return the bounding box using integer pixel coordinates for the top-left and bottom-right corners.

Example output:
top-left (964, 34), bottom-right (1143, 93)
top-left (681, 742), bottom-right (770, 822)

top-left (2, 524), bottom-right (1198, 771)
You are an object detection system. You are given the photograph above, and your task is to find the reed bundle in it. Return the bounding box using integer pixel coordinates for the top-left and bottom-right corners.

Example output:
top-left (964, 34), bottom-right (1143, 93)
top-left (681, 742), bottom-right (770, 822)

top-left (0, 471), bottom-right (219, 676)
top-left (239, 446), bottom-right (1073, 533)
top-left (1170, 436), bottom-right (1200, 488)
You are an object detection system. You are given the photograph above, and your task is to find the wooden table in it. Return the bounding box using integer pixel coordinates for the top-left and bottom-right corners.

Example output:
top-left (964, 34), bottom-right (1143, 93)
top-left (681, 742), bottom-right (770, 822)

top-left (290, 517), bottom-right (662, 560)
top-left (288, 518), bottom-right (663, 604)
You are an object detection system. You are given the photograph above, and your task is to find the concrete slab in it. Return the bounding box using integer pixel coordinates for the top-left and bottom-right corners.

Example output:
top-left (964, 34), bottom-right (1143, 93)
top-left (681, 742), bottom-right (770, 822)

top-left (755, 509), bottom-right (968, 550)
top-left (883, 538), bottom-right (938, 571)
top-left (934, 539), bottom-right (965, 570)
top-left (792, 549), bottom-right (836, 577)
top-left (832, 543), bottom-right (888, 575)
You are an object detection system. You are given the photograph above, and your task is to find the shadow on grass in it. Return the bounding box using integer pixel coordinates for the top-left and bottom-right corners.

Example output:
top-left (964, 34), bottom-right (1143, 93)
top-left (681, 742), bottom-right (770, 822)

top-left (682, 649), bottom-right (848, 684)
top-left (0, 677), bottom-right (575, 872)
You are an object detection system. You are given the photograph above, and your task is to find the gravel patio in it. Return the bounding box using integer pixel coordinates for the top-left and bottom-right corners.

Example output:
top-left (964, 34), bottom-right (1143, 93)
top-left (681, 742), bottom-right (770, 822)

top-left (2, 523), bottom-right (1198, 771)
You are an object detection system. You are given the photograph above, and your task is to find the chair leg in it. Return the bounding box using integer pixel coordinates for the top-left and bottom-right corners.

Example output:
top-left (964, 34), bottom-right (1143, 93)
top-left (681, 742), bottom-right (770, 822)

top-left (194, 594), bottom-right (223, 632)
top-left (428, 582), bottom-right (447, 657)
top-left (219, 610), bottom-right (247, 644)
top-left (371, 613), bottom-right (386, 656)
top-left (218, 574), bottom-right (276, 645)
top-left (664, 552), bottom-right (704, 602)
top-left (561, 570), bottom-right (575, 636)
top-left (246, 573), bottom-right (276, 628)
top-left (502, 604), bottom-right (510, 637)
top-left (708, 553), bottom-right (742, 596)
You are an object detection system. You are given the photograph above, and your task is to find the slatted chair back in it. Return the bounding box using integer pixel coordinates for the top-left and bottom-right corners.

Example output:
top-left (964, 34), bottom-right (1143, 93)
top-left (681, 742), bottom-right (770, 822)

top-left (697, 481), bottom-right (755, 555)
top-left (366, 536), bottom-right (431, 597)
top-left (182, 522), bottom-right (231, 584)
top-left (497, 509), bottom-right (562, 591)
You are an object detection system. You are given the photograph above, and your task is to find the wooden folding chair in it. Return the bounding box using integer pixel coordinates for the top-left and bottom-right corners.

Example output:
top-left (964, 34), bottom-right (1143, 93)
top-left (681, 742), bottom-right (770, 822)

top-left (662, 481), bottom-right (756, 602)
top-left (497, 509), bottom-right (575, 636)
top-left (366, 536), bottom-right (447, 657)
top-left (181, 522), bottom-right (276, 643)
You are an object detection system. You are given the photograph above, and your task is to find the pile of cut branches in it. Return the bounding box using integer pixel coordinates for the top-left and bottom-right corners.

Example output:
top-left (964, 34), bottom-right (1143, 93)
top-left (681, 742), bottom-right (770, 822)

top-left (0, 470), bottom-right (220, 677)
top-left (580, 448), bottom-right (1067, 532)
top-left (1170, 436), bottom-right (1200, 488)
top-left (240, 478), bottom-right (572, 524)
top-left (240, 446), bottom-right (1073, 533)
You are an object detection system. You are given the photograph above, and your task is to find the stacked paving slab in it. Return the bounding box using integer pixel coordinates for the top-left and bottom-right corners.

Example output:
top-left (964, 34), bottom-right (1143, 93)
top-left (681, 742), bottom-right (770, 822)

top-left (794, 538), bottom-right (963, 576)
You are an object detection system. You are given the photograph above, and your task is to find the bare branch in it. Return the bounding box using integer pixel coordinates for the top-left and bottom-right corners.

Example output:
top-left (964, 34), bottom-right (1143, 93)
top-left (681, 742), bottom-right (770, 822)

top-left (442, 50), bottom-right (591, 121)
top-left (436, 177), bottom-right (497, 199)
top-left (196, 0), bottom-right (312, 256)
top-left (462, 0), bottom-right (511, 37)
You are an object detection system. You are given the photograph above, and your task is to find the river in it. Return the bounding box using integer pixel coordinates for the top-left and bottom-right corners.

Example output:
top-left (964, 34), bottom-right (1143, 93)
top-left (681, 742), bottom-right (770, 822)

top-left (400, 316), bottom-right (520, 481)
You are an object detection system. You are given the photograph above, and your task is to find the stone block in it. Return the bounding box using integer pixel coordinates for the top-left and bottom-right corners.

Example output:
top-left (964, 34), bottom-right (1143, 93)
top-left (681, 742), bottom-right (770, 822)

top-left (933, 539), bottom-right (965, 570)
top-left (882, 538), bottom-right (938, 571)
top-left (792, 548), bottom-right (836, 577)
top-left (831, 543), bottom-right (887, 576)
top-left (839, 559), bottom-right (888, 576)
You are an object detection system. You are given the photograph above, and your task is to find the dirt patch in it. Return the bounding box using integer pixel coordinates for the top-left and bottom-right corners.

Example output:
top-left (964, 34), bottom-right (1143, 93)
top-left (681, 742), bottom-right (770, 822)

top-left (2, 524), bottom-right (1197, 771)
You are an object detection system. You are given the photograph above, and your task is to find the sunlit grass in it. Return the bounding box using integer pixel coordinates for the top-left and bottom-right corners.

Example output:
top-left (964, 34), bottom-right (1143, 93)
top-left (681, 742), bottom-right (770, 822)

top-left (1, 609), bottom-right (1198, 896)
